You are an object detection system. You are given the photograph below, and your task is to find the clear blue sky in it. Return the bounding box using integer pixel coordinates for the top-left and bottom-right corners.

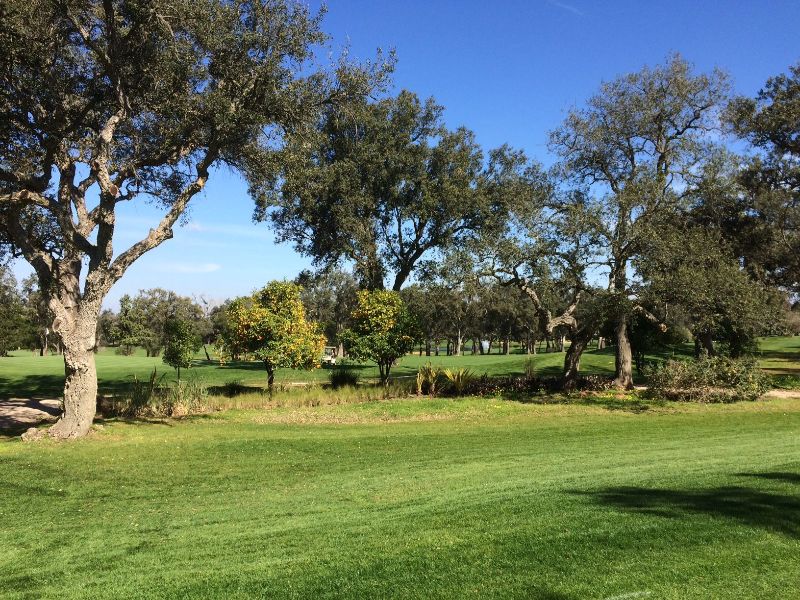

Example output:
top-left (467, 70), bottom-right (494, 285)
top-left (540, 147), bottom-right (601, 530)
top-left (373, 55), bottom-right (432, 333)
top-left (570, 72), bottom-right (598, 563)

top-left (12, 0), bottom-right (800, 308)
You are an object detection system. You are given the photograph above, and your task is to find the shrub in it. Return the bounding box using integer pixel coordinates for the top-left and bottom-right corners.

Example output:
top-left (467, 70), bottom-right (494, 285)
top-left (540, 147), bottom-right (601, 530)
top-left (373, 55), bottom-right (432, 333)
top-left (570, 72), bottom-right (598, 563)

top-left (646, 356), bottom-right (771, 402)
top-left (416, 363), bottom-right (440, 396)
top-left (441, 368), bottom-right (475, 396)
top-left (329, 366), bottom-right (360, 389)
top-left (523, 358), bottom-right (536, 381)
top-left (122, 367), bottom-right (164, 416)
top-left (220, 379), bottom-right (248, 397)
top-left (114, 344), bottom-right (135, 356)
top-left (164, 375), bottom-right (208, 415)
top-left (100, 369), bottom-right (208, 417)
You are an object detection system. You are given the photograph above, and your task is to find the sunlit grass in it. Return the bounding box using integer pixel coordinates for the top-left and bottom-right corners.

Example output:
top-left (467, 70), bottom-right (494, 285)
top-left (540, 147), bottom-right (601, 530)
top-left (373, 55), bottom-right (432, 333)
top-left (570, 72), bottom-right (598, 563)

top-left (1, 396), bottom-right (799, 598)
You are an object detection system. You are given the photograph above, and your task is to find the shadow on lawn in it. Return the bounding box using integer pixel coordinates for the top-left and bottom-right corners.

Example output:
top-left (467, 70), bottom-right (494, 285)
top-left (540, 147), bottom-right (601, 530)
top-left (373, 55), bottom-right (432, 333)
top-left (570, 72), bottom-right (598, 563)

top-left (576, 470), bottom-right (800, 538)
top-left (0, 374), bottom-right (66, 400)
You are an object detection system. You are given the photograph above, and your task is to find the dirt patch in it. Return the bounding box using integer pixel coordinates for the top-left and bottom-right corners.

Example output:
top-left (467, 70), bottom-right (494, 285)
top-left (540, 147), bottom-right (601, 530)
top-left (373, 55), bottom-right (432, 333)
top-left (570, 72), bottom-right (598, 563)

top-left (764, 389), bottom-right (800, 399)
top-left (0, 398), bottom-right (62, 433)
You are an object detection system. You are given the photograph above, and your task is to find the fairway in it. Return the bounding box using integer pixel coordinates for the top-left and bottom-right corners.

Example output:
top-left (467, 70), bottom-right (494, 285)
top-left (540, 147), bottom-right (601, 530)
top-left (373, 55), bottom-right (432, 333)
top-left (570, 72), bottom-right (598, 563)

top-left (3, 336), bottom-right (799, 400)
top-left (1, 397), bottom-right (799, 598)
top-left (0, 344), bottom-right (620, 399)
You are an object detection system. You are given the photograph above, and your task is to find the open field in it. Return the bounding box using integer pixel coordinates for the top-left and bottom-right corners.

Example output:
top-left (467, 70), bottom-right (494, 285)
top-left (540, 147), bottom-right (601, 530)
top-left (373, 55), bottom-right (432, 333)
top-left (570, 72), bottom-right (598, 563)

top-left (1, 396), bottom-right (799, 598)
top-left (2, 336), bottom-right (799, 400)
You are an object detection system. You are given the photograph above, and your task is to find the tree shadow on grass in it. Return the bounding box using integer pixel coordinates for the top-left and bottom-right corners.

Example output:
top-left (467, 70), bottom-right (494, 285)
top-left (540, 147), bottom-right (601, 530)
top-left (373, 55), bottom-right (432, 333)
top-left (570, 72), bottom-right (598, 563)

top-left (499, 391), bottom-right (658, 413)
top-left (0, 374), bottom-right (66, 400)
top-left (575, 470), bottom-right (800, 538)
top-left (736, 471), bottom-right (800, 485)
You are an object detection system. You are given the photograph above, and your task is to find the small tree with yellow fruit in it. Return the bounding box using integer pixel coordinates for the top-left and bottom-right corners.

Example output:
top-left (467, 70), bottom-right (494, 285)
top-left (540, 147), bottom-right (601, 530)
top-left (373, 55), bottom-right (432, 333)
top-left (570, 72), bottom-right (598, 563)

top-left (222, 282), bottom-right (326, 388)
top-left (340, 290), bottom-right (417, 385)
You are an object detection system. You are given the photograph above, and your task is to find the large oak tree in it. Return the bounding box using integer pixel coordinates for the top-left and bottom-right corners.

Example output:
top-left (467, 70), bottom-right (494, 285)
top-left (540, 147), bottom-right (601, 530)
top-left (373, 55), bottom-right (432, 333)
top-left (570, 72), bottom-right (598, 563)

top-left (728, 62), bottom-right (800, 292)
top-left (0, 0), bottom-right (384, 438)
top-left (267, 90), bottom-right (508, 291)
top-left (550, 55), bottom-right (728, 388)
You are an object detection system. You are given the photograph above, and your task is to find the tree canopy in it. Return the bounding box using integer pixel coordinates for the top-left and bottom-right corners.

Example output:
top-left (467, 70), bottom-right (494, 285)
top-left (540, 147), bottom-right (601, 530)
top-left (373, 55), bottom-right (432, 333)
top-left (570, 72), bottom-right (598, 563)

top-left (340, 290), bottom-right (416, 384)
top-left (268, 90), bottom-right (510, 290)
top-left (221, 281), bottom-right (326, 386)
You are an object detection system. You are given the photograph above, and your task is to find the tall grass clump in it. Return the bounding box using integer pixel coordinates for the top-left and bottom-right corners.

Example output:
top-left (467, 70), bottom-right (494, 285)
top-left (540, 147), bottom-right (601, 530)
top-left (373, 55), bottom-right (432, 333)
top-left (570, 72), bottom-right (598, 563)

top-left (441, 368), bottom-right (475, 397)
top-left (647, 356), bottom-right (771, 402)
top-left (329, 366), bottom-right (360, 389)
top-left (205, 380), bottom-right (413, 411)
top-left (101, 369), bottom-right (209, 417)
top-left (416, 363), bottom-right (440, 396)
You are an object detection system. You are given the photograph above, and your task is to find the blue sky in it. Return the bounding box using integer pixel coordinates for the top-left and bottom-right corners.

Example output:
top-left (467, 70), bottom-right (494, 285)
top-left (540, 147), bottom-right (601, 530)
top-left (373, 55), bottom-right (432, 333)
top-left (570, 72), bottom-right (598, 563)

top-left (11, 0), bottom-right (800, 308)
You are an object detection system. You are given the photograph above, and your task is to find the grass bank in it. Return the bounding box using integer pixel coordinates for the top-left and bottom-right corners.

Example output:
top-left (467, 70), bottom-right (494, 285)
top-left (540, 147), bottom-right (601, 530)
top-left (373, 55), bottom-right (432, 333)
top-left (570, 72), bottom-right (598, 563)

top-left (1, 396), bottom-right (799, 598)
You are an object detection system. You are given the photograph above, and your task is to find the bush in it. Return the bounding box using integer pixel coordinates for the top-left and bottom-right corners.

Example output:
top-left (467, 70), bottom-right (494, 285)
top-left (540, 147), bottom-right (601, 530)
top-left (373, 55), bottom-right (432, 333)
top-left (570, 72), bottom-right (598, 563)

top-left (416, 363), bottom-right (440, 396)
top-left (220, 379), bottom-right (248, 397)
top-left (164, 375), bottom-right (208, 415)
top-left (441, 368), bottom-right (475, 396)
top-left (646, 356), bottom-right (771, 402)
top-left (107, 367), bottom-right (164, 416)
top-left (329, 366), bottom-right (360, 389)
top-left (100, 369), bottom-right (208, 417)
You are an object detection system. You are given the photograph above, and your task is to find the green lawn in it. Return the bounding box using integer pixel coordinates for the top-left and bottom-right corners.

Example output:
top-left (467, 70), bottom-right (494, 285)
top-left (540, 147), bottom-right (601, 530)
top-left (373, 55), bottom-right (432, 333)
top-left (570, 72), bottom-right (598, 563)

top-left (0, 344), bottom-right (620, 399)
top-left (3, 335), bottom-right (800, 400)
top-left (1, 396), bottom-right (799, 598)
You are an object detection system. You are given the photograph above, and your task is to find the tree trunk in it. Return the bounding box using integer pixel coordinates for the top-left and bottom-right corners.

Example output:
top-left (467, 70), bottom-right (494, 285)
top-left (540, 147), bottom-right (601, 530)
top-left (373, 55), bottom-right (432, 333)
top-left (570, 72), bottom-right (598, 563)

top-left (46, 343), bottom-right (98, 439)
top-left (700, 331), bottom-right (716, 357)
top-left (265, 363), bottom-right (275, 387)
top-left (563, 332), bottom-right (591, 392)
top-left (455, 330), bottom-right (462, 356)
top-left (613, 317), bottom-right (634, 389)
top-left (42, 300), bottom-right (102, 439)
top-left (379, 362), bottom-right (390, 386)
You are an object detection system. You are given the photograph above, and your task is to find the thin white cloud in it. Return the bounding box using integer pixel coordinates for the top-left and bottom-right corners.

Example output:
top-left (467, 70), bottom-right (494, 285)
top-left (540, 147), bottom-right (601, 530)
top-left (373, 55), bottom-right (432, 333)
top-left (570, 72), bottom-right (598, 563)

top-left (181, 221), bottom-right (272, 239)
top-left (155, 262), bottom-right (222, 274)
top-left (546, 0), bottom-right (584, 16)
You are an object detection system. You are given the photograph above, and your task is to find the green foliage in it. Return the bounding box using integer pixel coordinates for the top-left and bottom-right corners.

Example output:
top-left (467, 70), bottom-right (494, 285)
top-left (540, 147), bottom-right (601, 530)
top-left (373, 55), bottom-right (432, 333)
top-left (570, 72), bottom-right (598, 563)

top-left (340, 290), bottom-right (417, 384)
top-left (329, 366), bottom-right (360, 389)
top-left (162, 318), bottom-right (201, 378)
top-left (296, 269), bottom-right (359, 347)
top-left (221, 281), bottom-right (327, 385)
top-left (115, 290), bottom-right (207, 357)
top-left (102, 368), bottom-right (208, 417)
top-left (728, 62), bottom-right (800, 293)
top-left (126, 367), bottom-right (163, 415)
top-left (0, 266), bottom-right (34, 355)
top-left (270, 90), bottom-right (509, 290)
top-left (636, 222), bottom-right (785, 357)
top-left (441, 367), bottom-right (475, 396)
top-left (647, 356), bottom-right (771, 402)
top-left (416, 362), bottom-right (440, 396)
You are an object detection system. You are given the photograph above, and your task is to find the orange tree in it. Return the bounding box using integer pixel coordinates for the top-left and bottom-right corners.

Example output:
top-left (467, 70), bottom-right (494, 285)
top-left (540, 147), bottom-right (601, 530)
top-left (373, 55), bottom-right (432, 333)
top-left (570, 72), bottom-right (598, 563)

top-left (340, 290), bottom-right (417, 385)
top-left (222, 282), bottom-right (325, 387)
